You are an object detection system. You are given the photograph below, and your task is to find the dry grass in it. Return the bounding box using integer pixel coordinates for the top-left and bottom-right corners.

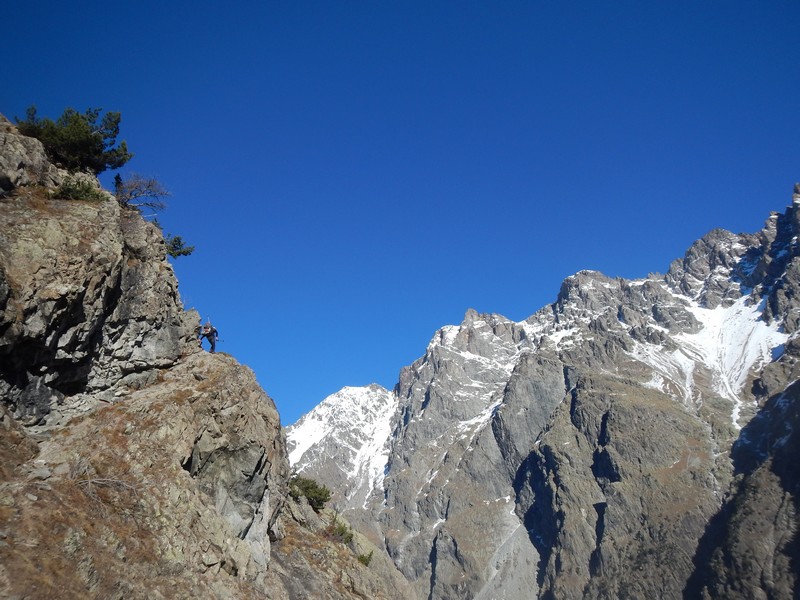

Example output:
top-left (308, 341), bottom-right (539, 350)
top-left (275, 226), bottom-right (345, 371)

top-left (0, 400), bottom-right (168, 598)
top-left (0, 471), bottom-right (157, 599)
top-left (9, 185), bottom-right (51, 210)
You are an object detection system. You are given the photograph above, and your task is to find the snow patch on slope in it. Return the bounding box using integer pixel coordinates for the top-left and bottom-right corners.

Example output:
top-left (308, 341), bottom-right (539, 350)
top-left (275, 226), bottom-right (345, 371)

top-left (677, 296), bottom-right (788, 426)
top-left (630, 294), bottom-right (788, 427)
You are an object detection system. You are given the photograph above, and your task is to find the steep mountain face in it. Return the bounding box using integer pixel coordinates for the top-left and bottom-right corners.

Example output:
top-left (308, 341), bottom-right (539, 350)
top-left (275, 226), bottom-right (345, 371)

top-left (0, 130), bottom-right (196, 425)
top-left (0, 116), bottom-right (406, 599)
top-left (289, 190), bottom-right (800, 599)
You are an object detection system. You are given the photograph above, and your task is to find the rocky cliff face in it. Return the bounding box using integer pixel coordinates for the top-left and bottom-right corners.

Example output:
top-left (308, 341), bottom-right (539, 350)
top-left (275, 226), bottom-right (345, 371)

top-left (0, 191), bottom-right (196, 423)
top-left (290, 190), bottom-right (800, 599)
top-left (0, 116), bottom-right (405, 599)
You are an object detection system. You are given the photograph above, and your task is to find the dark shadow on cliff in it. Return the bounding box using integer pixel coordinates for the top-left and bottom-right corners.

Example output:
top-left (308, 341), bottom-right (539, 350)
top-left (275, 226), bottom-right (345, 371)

top-left (0, 263), bottom-right (124, 424)
top-left (684, 379), bottom-right (800, 598)
top-left (513, 446), bottom-right (557, 591)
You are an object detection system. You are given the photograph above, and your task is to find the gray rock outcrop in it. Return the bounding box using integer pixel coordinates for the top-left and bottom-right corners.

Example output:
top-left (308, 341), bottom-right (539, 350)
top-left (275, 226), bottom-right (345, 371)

top-left (0, 114), bottom-right (62, 192)
top-left (0, 352), bottom-right (290, 598)
top-left (0, 189), bottom-right (197, 425)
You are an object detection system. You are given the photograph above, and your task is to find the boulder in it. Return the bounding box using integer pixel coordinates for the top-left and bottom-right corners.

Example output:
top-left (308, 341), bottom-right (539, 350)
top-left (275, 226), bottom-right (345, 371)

top-left (0, 114), bottom-right (62, 192)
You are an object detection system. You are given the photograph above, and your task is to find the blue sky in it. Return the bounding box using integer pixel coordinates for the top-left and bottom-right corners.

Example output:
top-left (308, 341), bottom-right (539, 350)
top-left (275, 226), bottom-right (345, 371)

top-left (5, 1), bottom-right (799, 425)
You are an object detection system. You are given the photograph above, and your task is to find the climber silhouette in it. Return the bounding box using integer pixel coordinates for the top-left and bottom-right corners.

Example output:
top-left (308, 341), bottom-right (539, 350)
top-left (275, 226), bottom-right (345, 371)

top-left (198, 321), bottom-right (219, 353)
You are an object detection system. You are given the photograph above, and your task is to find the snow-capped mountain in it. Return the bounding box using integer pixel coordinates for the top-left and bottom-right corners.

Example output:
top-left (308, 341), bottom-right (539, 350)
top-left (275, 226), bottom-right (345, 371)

top-left (286, 384), bottom-right (396, 508)
top-left (287, 188), bottom-right (800, 600)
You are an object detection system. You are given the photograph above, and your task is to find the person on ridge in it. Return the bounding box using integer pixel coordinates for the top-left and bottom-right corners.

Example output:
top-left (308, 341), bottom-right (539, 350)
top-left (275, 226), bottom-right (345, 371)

top-left (198, 321), bottom-right (219, 353)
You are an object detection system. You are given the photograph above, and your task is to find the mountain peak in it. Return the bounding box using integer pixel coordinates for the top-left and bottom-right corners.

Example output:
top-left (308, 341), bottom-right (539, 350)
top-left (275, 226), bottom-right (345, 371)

top-left (288, 193), bottom-right (800, 599)
top-left (286, 384), bottom-right (397, 508)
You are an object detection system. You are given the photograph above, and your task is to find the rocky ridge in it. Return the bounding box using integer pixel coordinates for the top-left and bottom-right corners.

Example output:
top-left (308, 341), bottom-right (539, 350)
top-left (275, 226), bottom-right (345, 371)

top-left (0, 115), bottom-right (408, 599)
top-left (289, 189), bottom-right (800, 599)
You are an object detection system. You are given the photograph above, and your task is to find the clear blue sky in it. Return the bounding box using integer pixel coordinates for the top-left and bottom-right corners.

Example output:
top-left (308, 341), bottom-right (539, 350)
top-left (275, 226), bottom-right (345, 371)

top-left (5, 1), bottom-right (799, 425)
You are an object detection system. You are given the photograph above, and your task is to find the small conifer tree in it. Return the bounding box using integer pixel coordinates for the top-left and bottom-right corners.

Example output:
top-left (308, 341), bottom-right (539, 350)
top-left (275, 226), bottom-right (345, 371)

top-left (16, 106), bottom-right (132, 174)
top-left (165, 234), bottom-right (194, 258)
top-left (289, 475), bottom-right (332, 512)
